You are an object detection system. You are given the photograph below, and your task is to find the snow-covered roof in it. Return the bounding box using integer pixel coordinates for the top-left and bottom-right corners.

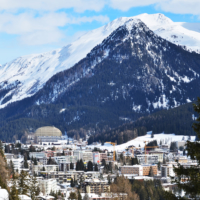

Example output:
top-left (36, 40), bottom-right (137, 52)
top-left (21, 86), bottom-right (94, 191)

top-left (0, 189), bottom-right (9, 200)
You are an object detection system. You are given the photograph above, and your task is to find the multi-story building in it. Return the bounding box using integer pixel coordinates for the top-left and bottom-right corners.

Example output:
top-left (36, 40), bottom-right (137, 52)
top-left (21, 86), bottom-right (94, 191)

top-left (74, 150), bottom-right (93, 162)
top-left (33, 165), bottom-right (59, 174)
top-left (82, 151), bottom-right (93, 163)
top-left (5, 154), bottom-right (24, 172)
top-left (99, 153), bottom-right (108, 162)
top-left (149, 151), bottom-right (164, 163)
top-left (38, 179), bottom-right (57, 195)
top-left (49, 173), bottom-right (74, 184)
top-left (161, 164), bottom-right (175, 177)
top-left (30, 152), bottom-right (46, 159)
top-left (72, 171), bottom-right (85, 184)
top-left (85, 171), bottom-right (100, 179)
top-left (178, 157), bottom-right (188, 163)
top-left (120, 164), bottom-right (157, 176)
top-left (136, 154), bottom-right (158, 164)
top-left (82, 179), bottom-right (110, 194)
top-left (142, 165), bottom-right (157, 176)
top-left (120, 165), bottom-right (143, 176)
top-left (93, 152), bottom-right (100, 163)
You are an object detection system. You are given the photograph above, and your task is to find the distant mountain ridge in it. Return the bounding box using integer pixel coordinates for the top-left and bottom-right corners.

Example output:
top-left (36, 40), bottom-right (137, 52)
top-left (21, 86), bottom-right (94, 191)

top-left (1, 17), bottom-right (200, 141)
top-left (1, 13), bottom-right (200, 109)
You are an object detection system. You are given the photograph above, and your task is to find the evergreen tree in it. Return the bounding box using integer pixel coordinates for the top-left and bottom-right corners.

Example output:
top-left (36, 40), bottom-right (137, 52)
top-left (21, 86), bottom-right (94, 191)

top-left (70, 162), bottom-right (74, 170)
top-left (10, 174), bottom-right (20, 200)
top-left (170, 142), bottom-right (177, 151)
top-left (183, 149), bottom-right (186, 156)
top-left (149, 167), bottom-right (154, 177)
top-left (18, 170), bottom-right (29, 195)
top-left (83, 193), bottom-right (89, 200)
top-left (78, 190), bottom-right (82, 200)
top-left (151, 131), bottom-right (154, 138)
top-left (23, 157), bottom-right (28, 169)
top-left (168, 98), bottom-right (200, 199)
top-left (36, 186), bottom-right (40, 196)
top-left (34, 157), bottom-right (37, 165)
top-left (87, 161), bottom-right (93, 171)
top-left (68, 192), bottom-right (77, 199)
top-left (29, 175), bottom-right (38, 200)
top-left (94, 164), bottom-right (98, 171)
top-left (70, 178), bottom-right (75, 187)
top-left (9, 160), bottom-right (15, 175)
top-left (107, 175), bottom-right (111, 184)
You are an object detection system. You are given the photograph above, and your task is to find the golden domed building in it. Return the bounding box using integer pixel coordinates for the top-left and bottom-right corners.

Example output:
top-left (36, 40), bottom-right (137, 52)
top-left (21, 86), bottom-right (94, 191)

top-left (35, 126), bottom-right (62, 143)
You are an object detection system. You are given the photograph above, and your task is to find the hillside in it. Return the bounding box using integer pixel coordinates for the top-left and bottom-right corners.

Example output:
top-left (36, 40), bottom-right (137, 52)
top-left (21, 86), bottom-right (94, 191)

top-left (88, 102), bottom-right (196, 145)
top-left (0, 18), bottom-right (200, 142)
top-left (1, 13), bottom-right (200, 109)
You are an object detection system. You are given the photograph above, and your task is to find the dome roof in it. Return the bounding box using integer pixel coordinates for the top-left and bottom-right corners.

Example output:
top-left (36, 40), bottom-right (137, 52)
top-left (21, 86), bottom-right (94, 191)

top-left (35, 126), bottom-right (62, 137)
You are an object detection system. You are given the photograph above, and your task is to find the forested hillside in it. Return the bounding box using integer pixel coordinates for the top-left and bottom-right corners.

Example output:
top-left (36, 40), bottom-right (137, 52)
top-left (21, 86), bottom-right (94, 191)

top-left (0, 19), bottom-right (200, 142)
top-left (88, 102), bottom-right (196, 144)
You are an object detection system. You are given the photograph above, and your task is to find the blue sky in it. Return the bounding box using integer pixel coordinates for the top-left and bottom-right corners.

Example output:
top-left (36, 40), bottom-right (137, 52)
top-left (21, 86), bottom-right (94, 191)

top-left (0, 0), bottom-right (200, 64)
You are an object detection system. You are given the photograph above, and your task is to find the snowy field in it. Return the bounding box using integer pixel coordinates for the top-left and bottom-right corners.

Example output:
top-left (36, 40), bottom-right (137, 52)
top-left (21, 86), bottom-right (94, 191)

top-left (89, 132), bottom-right (196, 152)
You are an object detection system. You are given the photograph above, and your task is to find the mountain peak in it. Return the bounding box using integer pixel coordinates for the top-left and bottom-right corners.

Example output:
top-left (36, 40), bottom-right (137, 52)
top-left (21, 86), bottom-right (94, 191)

top-left (1, 13), bottom-right (200, 109)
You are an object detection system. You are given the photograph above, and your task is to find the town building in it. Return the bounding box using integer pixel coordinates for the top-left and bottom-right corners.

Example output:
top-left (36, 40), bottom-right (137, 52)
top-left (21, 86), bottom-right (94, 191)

top-left (35, 126), bottom-right (62, 144)
top-left (82, 179), bottom-right (110, 194)
top-left (120, 164), bottom-right (157, 176)
top-left (38, 179), bottom-right (57, 195)
top-left (136, 154), bottom-right (159, 164)
top-left (161, 164), bottom-right (175, 177)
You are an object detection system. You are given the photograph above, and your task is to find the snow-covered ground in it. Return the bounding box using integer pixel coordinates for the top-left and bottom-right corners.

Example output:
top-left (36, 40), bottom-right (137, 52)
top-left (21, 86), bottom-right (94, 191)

top-left (1, 13), bottom-right (200, 108)
top-left (90, 132), bottom-right (196, 152)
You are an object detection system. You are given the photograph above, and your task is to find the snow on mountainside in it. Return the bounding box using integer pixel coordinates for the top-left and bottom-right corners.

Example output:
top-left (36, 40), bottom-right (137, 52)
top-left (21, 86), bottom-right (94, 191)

top-left (90, 133), bottom-right (196, 152)
top-left (1, 13), bottom-right (200, 109)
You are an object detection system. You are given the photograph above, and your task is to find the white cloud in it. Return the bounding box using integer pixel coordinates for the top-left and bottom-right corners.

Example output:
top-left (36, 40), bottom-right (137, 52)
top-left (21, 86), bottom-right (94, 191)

top-left (110, 0), bottom-right (200, 17)
top-left (0, 0), bottom-right (106, 13)
top-left (0, 12), bottom-right (109, 45)
top-left (110, 0), bottom-right (159, 11)
top-left (157, 0), bottom-right (200, 15)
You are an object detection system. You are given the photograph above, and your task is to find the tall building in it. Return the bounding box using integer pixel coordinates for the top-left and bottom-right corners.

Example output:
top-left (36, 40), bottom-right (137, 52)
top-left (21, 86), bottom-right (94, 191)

top-left (161, 164), bottom-right (175, 177)
top-left (38, 179), bottom-right (57, 195)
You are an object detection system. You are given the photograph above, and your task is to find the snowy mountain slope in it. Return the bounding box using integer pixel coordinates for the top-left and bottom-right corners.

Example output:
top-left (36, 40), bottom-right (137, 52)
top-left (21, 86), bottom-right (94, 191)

top-left (1, 17), bottom-right (200, 142)
top-left (90, 133), bottom-right (196, 152)
top-left (135, 13), bottom-right (200, 53)
top-left (1, 13), bottom-right (200, 109)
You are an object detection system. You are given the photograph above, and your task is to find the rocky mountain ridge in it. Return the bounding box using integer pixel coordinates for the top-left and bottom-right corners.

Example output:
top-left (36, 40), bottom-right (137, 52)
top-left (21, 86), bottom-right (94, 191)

top-left (1, 13), bottom-right (200, 109)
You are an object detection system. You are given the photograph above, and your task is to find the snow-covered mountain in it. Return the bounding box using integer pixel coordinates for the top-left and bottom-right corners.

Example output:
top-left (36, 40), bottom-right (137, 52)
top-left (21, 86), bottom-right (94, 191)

top-left (1, 13), bottom-right (200, 109)
top-left (1, 16), bottom-right (200, 142)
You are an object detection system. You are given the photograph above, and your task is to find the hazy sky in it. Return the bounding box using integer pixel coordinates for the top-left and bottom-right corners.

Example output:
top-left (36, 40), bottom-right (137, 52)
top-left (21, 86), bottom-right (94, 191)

top-left (0, 0), bottom-right (200, 64)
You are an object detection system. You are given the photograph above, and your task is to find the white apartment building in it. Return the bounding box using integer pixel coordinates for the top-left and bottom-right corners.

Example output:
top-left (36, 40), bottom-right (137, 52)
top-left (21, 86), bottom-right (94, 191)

top-left (73, 150), bottom-right (93, 162)
top-left (38, 179), bottom-right (57, 195)
top-left (54, 156), bottom-right (68, 164)
top-left (136, 154), bottom-right (159, 164)
top-left (5, 154), bottom-right (24, 172)
top-left (149, 151), bottom-right (164, 163)
top-left (29, 152), bottom-right (46, 159)
top-left (82, 151), bottom-right (93, 163)
top-left (33, 165), bottom-right (59, 173)
top-left (161, 164), bottom-right (175, 177)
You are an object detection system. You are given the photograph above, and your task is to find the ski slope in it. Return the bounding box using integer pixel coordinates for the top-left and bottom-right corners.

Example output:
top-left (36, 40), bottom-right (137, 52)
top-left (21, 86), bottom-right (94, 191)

top-left (90, 132), bottom-right (196, 152)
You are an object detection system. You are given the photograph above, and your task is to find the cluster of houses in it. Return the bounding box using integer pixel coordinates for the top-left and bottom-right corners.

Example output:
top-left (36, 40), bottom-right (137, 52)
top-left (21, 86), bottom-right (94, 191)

top-left (1, 126), bottom-right (196, 199)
